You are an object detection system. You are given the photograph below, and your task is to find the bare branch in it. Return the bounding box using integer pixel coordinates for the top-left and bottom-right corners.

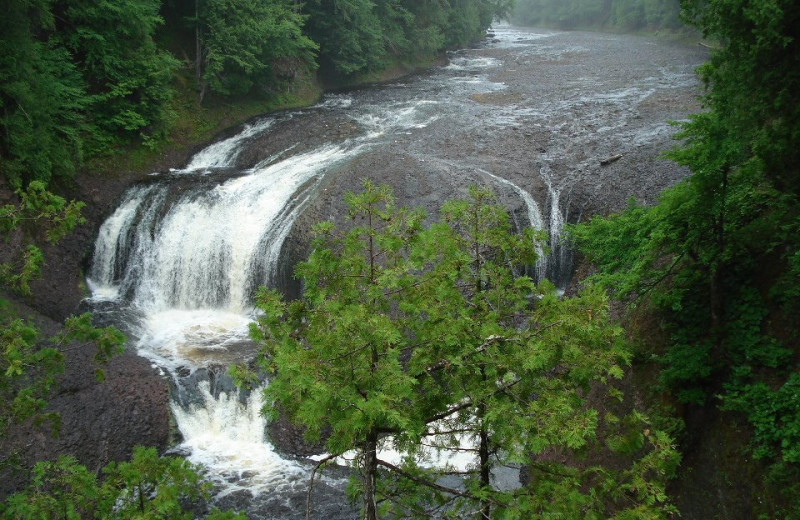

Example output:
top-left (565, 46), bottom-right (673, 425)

top-left (376, 458), bottom-right (499, 504)
top-left (306, 453), bottom-right (340, 520)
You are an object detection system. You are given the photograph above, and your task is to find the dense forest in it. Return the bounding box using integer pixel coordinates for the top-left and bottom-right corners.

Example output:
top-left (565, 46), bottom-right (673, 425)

top-left (511, 0), bottom-right (682, 31)
top-left (571, 0), bottom-right (800, 516)
top-left (1, 0), bottom-right (513, 189)
top-left (1, 0), bottom-right (799, 517)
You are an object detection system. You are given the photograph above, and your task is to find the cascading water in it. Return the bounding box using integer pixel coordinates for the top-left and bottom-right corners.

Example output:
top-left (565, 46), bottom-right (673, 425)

top-left (85, 23), bottom-right (704, 518)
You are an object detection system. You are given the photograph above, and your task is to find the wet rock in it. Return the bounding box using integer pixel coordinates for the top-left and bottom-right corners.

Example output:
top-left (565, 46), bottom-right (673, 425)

top-left (0, 299), bottom-right (170, 498)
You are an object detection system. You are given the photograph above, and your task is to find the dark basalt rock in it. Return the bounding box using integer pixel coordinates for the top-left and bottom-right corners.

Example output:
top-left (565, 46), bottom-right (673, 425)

top-left (0, 299), bottom-right (170, 498)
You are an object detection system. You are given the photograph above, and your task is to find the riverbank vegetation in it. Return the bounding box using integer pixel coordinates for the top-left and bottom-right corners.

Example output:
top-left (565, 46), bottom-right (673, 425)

top-left (0, 185), bottom-right (244, 519)
top-left (571, 0), bottom-right (800, 516)
top-left (511, 0), bottom-right (684, 32)
top-left (1, 0), bottom-right (512, 190)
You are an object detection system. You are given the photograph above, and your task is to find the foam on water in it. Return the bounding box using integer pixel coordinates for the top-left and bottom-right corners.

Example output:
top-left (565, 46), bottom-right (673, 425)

top-left (172, 382), bottom-right (309, 498)
top-left (446, 55), bottom-right (500, 71)
top-left (134, 309), bottom-right (253, 371)
top-left (353, 100), bottom-right (440, 138)
top-left (182, 118), bottom-right (275, 172)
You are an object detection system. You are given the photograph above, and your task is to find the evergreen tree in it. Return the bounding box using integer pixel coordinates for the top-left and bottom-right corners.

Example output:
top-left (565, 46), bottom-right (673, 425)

top-left (199, 0), bottom-right (317, 99)
top-left (302, 0), bottom-right (388, 77)
top-left (55, 0), bottom-right (180, 147)
top-left (570, 0), bottom-right (800, 515)
top-left (0, 1), bottom-right (89, 188)
top-left (1, 448), bottom-right (246, 519)
top-left (245, 183), bottom-right (678, 519)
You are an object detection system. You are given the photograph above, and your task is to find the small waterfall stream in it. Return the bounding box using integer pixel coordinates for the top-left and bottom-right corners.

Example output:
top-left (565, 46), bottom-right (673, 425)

top-left (85, 24), bottom-right (704, 518)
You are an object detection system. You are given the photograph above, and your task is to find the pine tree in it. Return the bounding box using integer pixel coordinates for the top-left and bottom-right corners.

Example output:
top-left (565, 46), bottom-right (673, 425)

top-left (246, 183), bottom-right (679, 519)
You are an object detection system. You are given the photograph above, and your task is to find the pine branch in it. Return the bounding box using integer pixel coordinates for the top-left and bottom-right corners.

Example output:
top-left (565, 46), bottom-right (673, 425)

top-left (377, 458), bottom-right (499, 505)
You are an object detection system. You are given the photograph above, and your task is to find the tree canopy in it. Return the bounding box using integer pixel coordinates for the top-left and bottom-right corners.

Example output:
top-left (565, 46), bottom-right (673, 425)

top-left (243, 183), bottom-right (678, 519)
top-left (570, 0), bottom-right (800, 515)
top-left (1, 0), bottom-right (507, 189)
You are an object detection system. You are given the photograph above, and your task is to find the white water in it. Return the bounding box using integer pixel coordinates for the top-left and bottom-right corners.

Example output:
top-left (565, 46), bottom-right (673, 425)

top-left (87, 97), bottom-right (476, 503)
top-left (90, 145), bottom-right (352, 314)
top-left (182, 119), bottom-right (276, 172)
top-left (172, 382), bottom-right (309, 498)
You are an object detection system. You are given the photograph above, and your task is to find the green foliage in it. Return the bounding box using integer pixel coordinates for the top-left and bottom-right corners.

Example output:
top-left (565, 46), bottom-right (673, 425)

top-left (570, 0), bottom-right (800, 515)
top-left (0, 182), bottom-right (85, 296)
top-left (302, 0), bottom-right (389, 76)
top-left (249, 183), bottom-right (678, 519)
top-left (0, 184), bottom-right (123, 479)
top-left (0, 312), bottom-right (63, 439)
top-left (1, 448), bottom-right (243, 519)
top-left (2, 0), bottom-right (514, 186)
top-left (200, 0), bottom-right (317, 97)
top-left (0, 1), bottom-right (89, 187)
top-left (0, 0), bottom-right (178, 186)
top-left (1, 455), bottom-right (99, 519)
top-left (680, 0), bottom-right (800, 193)
top-left (56, 0), bottom-right (180, 147)
top-left (98, 446), bottom-right (208, 519)
top-left (722, 373), bottom-right (800, 464)
top-left (302, 0), bottom-right (510, 77)
top-left (512, 0), bottom-right (682, 30)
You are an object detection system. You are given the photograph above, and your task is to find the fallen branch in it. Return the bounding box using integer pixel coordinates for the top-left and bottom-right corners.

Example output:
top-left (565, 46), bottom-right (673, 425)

top-left (599, 154), bottom-right (623, 166)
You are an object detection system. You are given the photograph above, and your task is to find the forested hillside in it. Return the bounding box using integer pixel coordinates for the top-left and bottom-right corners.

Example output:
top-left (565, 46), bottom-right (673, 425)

top-left (1, 0), bottom-right (512, 189)
top-left (512, 0), bottom-right (683, 31)
top-left (572, 0), bottom-right (800, 516)
top-left (0, 2), bottom-right (511, 516)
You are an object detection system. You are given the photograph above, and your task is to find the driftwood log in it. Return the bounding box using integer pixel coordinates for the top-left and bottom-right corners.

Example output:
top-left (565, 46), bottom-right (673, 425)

top-left (600, 154), bottom-right (624, 166)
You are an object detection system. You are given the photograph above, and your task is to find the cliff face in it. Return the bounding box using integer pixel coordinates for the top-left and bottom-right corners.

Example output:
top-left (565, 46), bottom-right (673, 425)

top-left (0, 297), bottom-right (172, 497)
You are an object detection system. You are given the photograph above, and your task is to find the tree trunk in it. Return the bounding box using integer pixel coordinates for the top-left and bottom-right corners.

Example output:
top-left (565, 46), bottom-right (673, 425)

top-left (363, 431), bottom-right (379, 520)
top-left (710, 167), bottom-right (729, 360)
top-left (478, 408), bottom-right (491, 519)
top-left (478, 362), bottom-right (491, 519)
top-left (195, 0), bottom-right (204, 101)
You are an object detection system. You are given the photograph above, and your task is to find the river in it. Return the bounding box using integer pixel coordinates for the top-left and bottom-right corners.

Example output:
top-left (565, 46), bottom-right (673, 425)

top-left (85, 24), bottom-right (706, 518)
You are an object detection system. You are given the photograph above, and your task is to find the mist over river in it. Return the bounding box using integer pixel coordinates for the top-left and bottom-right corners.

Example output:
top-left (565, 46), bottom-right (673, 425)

top-left (85, 25), bottom-right (706, 518)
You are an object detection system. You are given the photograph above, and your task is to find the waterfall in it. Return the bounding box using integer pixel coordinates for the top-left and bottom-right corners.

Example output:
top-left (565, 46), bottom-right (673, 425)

top-left (88, 145), bottom-right (351, 314)
top-left (86, 96), bottom-right (449, 511)
top-left (429, 159), bottom-right (567, 285)
top-left (171, 381), bottom-right (308, 497)
top-left (539, 162), bottom-right (572, 289)
top-left (474, 167), bottom-right (551, 281)
top-left (182, 118), bottom-right (276, 172)
top-left (82, 23), bottom-right (700, 511)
